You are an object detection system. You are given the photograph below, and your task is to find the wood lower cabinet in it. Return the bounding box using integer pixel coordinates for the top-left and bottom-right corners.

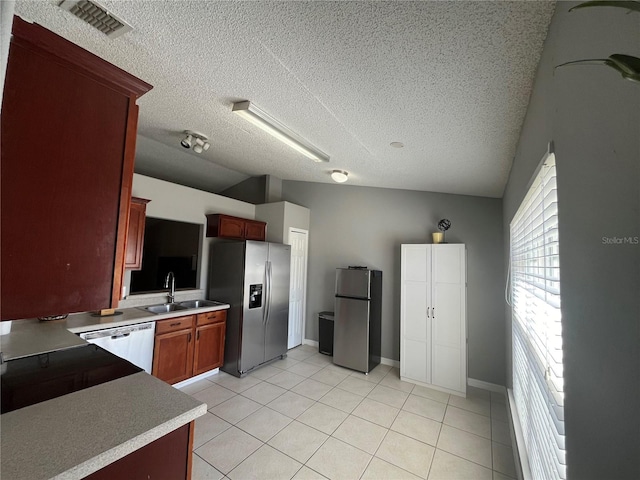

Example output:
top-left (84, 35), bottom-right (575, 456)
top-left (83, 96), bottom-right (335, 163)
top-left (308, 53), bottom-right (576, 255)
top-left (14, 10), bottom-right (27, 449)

top-left (153, 310), bottom-right (227, 384)
top-left (125, 197), bottom-right (150, 270)
top-left (205, 214), bottom-right (266, 241)
top-left (153, 316), bottom-right (195, 385)
top-left (193, 311), bottom-right (227, 376)
top-left (85, 422), bottom-right (194, 480)
top-left (0, 17), bottom-right (152, 320)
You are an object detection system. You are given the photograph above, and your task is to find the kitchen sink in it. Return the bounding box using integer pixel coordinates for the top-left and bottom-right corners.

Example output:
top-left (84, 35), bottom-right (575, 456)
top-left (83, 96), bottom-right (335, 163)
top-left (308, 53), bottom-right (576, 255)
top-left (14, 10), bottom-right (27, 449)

top-left (177, 299), bottom-right (225, 309)
top-left (144, 303), bottom-right (189, 314)
top-left (141, 300), bottom-right (226, 314)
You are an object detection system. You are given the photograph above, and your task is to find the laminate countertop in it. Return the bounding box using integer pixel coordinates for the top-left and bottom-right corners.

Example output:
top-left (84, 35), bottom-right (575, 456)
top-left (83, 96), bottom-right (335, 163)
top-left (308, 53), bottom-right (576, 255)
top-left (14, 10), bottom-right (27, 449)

top-left (0, 302), bottom-right (230, 361)
top-left (0, 372), bottom-right (206, 480)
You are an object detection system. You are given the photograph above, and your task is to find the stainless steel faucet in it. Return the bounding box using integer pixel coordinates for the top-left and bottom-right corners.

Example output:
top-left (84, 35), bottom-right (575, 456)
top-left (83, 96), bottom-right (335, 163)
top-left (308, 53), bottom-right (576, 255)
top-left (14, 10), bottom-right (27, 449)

top-left (164, 271), bottom-right (176, 304)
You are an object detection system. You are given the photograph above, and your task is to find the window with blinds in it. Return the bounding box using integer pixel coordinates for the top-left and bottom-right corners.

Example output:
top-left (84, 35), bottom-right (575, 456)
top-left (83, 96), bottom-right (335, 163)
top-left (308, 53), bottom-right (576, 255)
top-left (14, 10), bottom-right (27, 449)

top-left (510, 151), bottom-right (565, 480)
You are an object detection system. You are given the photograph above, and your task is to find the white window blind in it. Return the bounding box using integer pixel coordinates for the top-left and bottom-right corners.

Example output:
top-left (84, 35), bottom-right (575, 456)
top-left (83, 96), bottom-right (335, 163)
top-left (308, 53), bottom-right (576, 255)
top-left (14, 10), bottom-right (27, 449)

top-left (510, 152), bottom-right (566, 480)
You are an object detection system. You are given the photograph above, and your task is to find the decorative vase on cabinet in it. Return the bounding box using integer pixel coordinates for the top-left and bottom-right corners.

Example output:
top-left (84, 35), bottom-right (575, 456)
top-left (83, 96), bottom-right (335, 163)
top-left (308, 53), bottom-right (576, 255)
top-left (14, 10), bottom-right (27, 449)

top-left (400, 244), bottom-right (467, 396)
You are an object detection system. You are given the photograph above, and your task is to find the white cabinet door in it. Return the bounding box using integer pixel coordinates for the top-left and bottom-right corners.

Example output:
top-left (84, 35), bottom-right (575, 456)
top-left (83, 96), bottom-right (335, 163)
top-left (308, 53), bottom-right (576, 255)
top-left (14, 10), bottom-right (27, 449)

top-left (400, 245), bottom-right (430, 383)
top-left (431, 245), bottom-right (466, 393)
top-left (400, 244), bottom-right (466, 396)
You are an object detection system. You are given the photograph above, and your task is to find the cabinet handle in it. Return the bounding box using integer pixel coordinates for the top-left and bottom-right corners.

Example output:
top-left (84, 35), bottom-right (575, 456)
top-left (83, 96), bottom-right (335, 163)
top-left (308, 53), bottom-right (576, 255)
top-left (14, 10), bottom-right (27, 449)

top-left (197, 330), bottom-right (200, 340)
top-left (188, 332), bottom-right (192, 342)
top-left (170, 322), bottom-right (181, 327)
top-left (427, 307), bottom-right (430, 318)
top-left (432, 307), bottom-right (435, 318)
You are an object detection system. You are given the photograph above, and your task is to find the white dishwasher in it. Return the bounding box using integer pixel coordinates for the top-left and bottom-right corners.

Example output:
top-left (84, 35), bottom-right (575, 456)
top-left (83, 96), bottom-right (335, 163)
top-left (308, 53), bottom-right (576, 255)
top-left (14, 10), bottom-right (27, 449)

top-left (79, 322), bottom-right (156, 374)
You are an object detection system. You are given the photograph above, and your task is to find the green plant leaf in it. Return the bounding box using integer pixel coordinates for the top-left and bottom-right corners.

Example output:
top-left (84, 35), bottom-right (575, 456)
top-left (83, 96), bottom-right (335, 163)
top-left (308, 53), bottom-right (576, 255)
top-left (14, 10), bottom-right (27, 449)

top-left (569, 1), bottom-right (640, 14)
top-left (556, 55), bottom-right (640, 83)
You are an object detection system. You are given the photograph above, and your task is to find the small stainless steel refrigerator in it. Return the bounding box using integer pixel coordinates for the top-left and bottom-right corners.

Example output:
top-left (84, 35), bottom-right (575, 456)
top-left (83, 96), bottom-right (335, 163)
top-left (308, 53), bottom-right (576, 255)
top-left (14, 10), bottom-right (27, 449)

top-left (209, 240), bottom-right (291, 377)
top-left (334, 267), bottom-right (382, 373)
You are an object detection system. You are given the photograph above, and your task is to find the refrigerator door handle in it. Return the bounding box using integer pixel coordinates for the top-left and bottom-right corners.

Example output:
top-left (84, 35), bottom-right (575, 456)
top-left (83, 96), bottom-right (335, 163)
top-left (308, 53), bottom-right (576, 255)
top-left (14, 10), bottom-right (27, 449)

top-left (264, 260), bottom-right (272, 325)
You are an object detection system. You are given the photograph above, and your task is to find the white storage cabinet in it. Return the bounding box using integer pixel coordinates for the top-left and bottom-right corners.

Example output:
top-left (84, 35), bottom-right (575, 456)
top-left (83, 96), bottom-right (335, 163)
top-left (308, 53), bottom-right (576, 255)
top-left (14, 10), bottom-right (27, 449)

top-left (400, 244), bottom-right (467, 396)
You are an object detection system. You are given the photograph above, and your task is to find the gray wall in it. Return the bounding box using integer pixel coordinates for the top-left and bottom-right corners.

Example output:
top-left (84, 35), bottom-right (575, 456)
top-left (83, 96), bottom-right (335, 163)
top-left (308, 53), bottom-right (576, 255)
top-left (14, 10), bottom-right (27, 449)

top-left (282, 181), bottom-right (505, 385)
top-left (502, 3), bottom-right (640, 479)
top-left (219, 176), bottom-right (267, 204)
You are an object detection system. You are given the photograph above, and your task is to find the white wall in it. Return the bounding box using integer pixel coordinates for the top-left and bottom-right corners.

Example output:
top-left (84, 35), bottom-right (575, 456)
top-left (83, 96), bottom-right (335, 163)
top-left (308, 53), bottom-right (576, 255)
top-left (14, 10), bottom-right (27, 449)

top-left (119, 174), bottom-right (256, 306)
top-left (255, 201), bottom-right (311, 244)
top-left (503, 2), bottom-right (640, 478)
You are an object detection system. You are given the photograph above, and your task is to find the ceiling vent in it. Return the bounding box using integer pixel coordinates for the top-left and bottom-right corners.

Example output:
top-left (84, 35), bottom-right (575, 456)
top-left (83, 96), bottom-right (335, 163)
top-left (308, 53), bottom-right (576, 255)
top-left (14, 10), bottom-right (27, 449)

top-left (59, 0), bottom-right (133, 38)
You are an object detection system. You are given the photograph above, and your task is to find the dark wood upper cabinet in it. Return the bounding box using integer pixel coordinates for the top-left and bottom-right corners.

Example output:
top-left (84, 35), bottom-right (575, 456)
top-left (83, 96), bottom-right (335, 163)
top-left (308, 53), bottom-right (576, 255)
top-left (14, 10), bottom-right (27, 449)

top-left (0, 17), bottom-right (152, 320)
top-left (244, 219), bottom-right (267, 241)
top-left (125, 198), bottom-right (151, 271)
top-left (205, 214), bottom-right (266, 241)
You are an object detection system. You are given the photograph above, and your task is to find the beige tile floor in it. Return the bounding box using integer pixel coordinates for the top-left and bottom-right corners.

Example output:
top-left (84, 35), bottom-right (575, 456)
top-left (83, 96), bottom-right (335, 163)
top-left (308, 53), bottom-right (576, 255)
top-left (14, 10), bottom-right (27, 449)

top-left (184, 345), bottom-right (517, 480)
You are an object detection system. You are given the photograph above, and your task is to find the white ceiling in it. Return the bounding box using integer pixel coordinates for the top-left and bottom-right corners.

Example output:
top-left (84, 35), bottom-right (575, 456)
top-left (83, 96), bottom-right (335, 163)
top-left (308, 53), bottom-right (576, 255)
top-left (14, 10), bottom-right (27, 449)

top-left (14, 0), bottom-right (555, 198)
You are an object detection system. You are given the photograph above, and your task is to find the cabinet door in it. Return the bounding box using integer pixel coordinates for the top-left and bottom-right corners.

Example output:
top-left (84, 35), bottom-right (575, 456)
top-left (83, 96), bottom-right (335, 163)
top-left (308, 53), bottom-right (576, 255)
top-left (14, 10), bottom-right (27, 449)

top-left (244, 220), bottom-right (266, 241)
top-left (193, 322), bottom-right (226, 376)
top-left (152, 329), bottom-right (194, 385)
top-left (400, 245), bottom-right (431, 383)
top-left (218, 216), bottom-right (246, 239)
top-left (85, 423), bottom-right (192, 480)
top-left (0, 18), bottom-right (151, 320)
top-left (125, 198), bottom-right (150, 270)
top-left (431, 245), bottom-right (466, 394)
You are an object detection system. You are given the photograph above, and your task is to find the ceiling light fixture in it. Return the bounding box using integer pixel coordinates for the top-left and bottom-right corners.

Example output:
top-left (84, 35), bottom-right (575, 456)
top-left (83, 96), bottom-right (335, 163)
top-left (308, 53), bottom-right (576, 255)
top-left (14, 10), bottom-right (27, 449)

top-left (180, 134), bottom-right (193, 149)
top-left (180, 131), bottom-right (210, 154)
top-left (331, 170), bottom-right (349, 183)
top-left (232, 101), bottom-right (329, 163)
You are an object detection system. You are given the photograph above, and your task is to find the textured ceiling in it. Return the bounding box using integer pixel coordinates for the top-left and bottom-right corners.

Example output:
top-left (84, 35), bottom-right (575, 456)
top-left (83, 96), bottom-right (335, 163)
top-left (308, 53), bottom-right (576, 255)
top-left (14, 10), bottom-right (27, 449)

top-left (14, 1), bottom-right (555, 198)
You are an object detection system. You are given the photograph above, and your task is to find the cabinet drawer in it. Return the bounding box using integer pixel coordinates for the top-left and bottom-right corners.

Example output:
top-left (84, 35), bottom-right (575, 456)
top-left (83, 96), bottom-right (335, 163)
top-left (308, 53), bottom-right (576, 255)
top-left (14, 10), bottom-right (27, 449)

top-left (156, 315), bottom-right (195, 335)
top-left (197, 310), bottom-right (227, 326)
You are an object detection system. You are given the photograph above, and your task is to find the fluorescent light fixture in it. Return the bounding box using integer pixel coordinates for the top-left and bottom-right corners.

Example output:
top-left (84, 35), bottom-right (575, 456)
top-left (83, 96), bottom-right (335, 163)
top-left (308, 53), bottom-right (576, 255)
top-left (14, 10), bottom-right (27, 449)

top-left (331, 170), bottom-right (349, 183)
top-left (232, 101), bottom-right (329, 163)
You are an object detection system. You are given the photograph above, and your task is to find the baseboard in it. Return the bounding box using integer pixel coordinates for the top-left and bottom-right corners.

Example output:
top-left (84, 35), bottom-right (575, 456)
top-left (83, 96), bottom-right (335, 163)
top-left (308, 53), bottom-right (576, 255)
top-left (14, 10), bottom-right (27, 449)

top-left (173, 369), bottom-right (219, 389)
top-left (302, 340), bottom-right (399, 369)
top-left (380, 356), bottom-right (400, 368)
top-left (467, 378), bottom-right (506, 393)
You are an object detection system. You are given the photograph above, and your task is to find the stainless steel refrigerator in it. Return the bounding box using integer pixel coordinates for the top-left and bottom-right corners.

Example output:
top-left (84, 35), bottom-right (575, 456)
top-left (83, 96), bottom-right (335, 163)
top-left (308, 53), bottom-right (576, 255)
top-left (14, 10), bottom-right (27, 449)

top-left (209, 240), bottom-right (291, 377)
top-left (334, 267), bottom-right (382, 373)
